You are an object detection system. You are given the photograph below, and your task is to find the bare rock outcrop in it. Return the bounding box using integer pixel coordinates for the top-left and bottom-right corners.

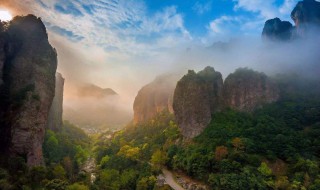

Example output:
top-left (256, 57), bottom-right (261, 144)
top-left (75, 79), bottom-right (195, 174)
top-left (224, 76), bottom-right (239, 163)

top-left (47, 73), bottom-right (64, 131)
top-left (262, 0), bottom-right (320, 40)
top-left (133, 74), bottom-right (178, 124)
top-left (262, 18), bottom-right (293, 41)
top-left (291, 0), bottom-right (320, 27)
top-left (0, 15), bottom-right (57, 166)
top-left (173, 67), bottom-right (279, 138)
top-left (173, 67), bottom-right (223, 138)
top-left (223, 68), bottom-right (279, 112)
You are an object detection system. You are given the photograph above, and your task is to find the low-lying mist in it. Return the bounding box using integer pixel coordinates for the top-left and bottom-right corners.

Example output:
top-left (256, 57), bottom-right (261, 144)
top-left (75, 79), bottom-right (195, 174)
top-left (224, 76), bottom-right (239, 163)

top-left (51, 26), bottom-right (320, 130)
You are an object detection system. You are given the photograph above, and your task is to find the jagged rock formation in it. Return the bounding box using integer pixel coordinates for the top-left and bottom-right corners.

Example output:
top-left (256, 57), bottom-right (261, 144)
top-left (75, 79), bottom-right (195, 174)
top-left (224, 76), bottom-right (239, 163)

top-left (133, 74), bottom-right (178, 124)
top-left (173, 67), bottom-right (279, 138)
top-left (291, 0), bottom-right (320, 35)
top-left (223, 68), bottom-right (279, 112)
top-left (291, 0), bottom-right (320, 27)
top-left (47, 73), bottom-right (64, 131)
top-left (77, 83), bottom-right (117, 99)
top-left (173, 67), bottom-right (223, 138)
top-left (263, 0), bottom-right (320, 40)
top-left (0, 15), bottom-right (57, 166)
top-left (262, 18), bottom-right (293, 41)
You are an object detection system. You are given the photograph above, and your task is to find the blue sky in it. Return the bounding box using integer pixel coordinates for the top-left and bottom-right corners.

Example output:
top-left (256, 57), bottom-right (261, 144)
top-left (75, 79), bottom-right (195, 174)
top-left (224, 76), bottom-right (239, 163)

top-left (3, 0), bottom-right (302, 56)
top-left (1, 0), bottom-right (304, 99)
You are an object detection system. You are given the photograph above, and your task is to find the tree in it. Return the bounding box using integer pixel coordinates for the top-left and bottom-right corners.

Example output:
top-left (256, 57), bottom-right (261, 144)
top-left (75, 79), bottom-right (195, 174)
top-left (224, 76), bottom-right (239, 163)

top-left (66, 183), bottom-right (89, 190)
top-left (150, 150), bottom-right (168, 171)
top-left (136, 176), bottom-right (156, 190)
top-left (98, 169), bottom-right (120, 190)
top-left (29, 166), bottom-right (47, 188)
top-left (232, 137), bottom-right (245, 151)
top-left (62, 157), bottom-right (73, 180)
top-left (120, 169), bottom-right (138, 189)
top-left (117, 145), bottom-right (141, 160)
top-left (52, 164), bottom-right (66, 180)
top-left (215, 146), bottom-right (228, 161)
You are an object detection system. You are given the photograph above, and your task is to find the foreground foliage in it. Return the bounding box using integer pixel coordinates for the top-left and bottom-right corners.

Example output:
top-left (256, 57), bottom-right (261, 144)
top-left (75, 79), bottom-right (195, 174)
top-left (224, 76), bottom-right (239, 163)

top-left (0, 121), bottom-right (91, 190)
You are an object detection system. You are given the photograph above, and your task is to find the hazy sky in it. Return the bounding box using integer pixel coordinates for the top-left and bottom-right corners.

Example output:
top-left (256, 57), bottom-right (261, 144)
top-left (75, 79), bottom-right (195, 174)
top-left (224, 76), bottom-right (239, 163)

top-left (0, 0), bottom-right (307, 107)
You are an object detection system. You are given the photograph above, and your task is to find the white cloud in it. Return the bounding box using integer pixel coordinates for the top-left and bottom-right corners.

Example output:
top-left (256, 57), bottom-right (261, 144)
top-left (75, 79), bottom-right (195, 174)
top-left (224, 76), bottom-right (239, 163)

top-left (192, 1), bottom-right (212, 15)
top-left (233, 0), bottom-right (300, 20)
top-left (6, 0), bottom-right (191, 58)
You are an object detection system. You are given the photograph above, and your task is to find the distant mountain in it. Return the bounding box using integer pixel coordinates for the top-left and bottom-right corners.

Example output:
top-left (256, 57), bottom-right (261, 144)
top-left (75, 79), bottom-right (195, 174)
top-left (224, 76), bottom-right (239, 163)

top-left (64, 83), bottom-right (131, 130)
top-left (77, 83), bottom-right (117, 99)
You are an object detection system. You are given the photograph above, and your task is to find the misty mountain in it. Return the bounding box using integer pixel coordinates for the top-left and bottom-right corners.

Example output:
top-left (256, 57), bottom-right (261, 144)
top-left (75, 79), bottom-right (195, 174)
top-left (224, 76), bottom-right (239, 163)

top-left (77, 83), bottom-right (117, 99)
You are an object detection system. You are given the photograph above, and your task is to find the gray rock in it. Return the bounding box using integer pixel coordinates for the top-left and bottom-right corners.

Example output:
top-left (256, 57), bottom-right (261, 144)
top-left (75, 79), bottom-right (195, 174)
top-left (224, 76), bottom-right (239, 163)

top-left (47, 73), bottom-right (64, 131)
top-left (0, 15), bottom-right (57, 167)
top-left (262, 18), bottom-right (293, 41)
top-left (223, 68), bottom-right (279, 112)
top-left (173, 67), bottom-right (223, 138)
top-left (133, 74), bottom-right (178, 124)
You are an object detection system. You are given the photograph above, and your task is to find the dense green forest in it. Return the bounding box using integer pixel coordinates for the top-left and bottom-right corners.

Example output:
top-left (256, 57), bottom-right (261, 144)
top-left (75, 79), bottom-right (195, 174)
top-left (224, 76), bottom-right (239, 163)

top-left (1, 76), bottom-right (319, 190)
top-left (93, 77), bottom-right (320, 190)
top-left (0, 121), bottom-right (91, 190)
top-left (92, 112), bottom-right (178, 190)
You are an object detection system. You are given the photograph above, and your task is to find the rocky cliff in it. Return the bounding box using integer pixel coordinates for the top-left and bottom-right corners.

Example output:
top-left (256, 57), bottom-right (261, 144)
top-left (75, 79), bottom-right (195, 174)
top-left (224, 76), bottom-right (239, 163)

top-left (0, 15), bottom-right (57, 166)
top-left (47, 73), bottom-right (64, 131)
top-left (133, 74), bottom-right (178, 124)
top-left (262, 18), bottom-right (293, 41)
top-left (173, 67), bottom-right (279, 138)
top-left (223, 68), bottom-right (279, 112)
top-left (173, 67), bottom-right (223, 138)
top-left (263, 0), bottom-right (320, 40)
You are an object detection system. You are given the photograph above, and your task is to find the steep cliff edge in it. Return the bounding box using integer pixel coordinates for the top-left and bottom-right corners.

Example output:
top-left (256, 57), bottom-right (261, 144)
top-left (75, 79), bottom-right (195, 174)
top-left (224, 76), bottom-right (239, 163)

top-left (0, 15), bottom-right (57, 166)
top-left (173, 67), bottom-right (223, 138)
top-left (262, 18), bottom-right (293, 41)
top-left (173, 67), bottom-right (279, 138)
top-left (263, 0), bottom-right (320, 40)
top-left (47, 73), bottom-right (64, 131)
top-left (133, 74), bottom-right (178, 124)
top-left (223, 68), bottom-right (279, 112)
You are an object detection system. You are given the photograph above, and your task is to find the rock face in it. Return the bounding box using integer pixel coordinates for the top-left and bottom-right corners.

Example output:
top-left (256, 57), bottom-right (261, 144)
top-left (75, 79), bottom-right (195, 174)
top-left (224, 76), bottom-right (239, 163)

top-left (262, 18), bottom-right (293, 41)
top-left (0, 22), bottom-right (7, 86)
top-left (173, 67), bottom-right (223, 138)
top-left (173, 67), bottom-right (279, 138)
top-left (0, 15), bottom-right (57, 166)
top-left (47, 73), bottom-right (64, 131)
top-left (291, 0), bottom-right (320, 27)
top-left (223, 68), bottom-right (279, 112)
top-left (133, 74), bottom-right (178, 124)
top-left (262, 0), bottom-right (320, 40)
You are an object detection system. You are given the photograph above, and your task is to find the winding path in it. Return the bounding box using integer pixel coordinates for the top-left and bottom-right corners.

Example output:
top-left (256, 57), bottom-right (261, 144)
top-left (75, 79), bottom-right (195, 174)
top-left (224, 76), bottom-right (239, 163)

top-left (162, 168), bottom-right (185, 190)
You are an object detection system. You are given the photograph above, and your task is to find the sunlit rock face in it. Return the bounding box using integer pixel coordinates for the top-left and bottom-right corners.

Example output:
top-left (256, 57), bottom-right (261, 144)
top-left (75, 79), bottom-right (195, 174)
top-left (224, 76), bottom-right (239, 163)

top-left (173, 67), bottom-right (224, 138)
top-left (173, 67), bottom-right (279, 138)
top-left (0, 15), bottom-right (57, 167)
top-left (133, 74), bottom-right (178, 124)
top-left (223, 69), bottom-right (279, 112)
top-left (47, 73), bottom-right (64, 132)
top-left (262, 18), bottom-right (293, 41)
